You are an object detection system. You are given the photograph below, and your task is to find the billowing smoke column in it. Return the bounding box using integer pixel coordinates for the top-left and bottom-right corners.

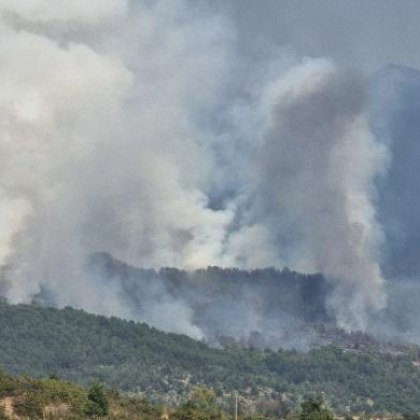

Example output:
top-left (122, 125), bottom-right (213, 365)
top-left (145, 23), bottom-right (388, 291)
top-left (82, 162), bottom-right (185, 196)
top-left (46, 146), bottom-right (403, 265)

top-left (0, 1), bottom-right (387, 338)
top-left (253, 60), bottom-right (388, 330)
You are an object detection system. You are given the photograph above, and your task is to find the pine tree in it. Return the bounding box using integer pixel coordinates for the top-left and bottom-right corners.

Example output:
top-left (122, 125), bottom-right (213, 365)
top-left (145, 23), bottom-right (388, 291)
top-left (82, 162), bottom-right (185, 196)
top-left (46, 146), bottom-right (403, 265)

top-left (84, 383), bottom-right (109, 418)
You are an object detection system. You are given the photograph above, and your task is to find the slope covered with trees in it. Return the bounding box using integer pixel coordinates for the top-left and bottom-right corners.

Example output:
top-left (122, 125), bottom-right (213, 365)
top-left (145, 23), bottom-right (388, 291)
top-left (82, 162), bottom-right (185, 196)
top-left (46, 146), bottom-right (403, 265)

top-left (85, 253), bottom-right (331, 349)
top-left (0, 301), bottom-right (419, 415)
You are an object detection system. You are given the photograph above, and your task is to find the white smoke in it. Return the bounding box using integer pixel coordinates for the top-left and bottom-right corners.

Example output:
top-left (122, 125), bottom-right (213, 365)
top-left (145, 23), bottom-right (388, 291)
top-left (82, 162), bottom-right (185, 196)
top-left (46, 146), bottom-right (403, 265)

top-left (0, 1), bottom-right (388, 336)
top-left (0, 0), bottom-right (239, 337)
top-left (0, 0), bottom-right (127, 25)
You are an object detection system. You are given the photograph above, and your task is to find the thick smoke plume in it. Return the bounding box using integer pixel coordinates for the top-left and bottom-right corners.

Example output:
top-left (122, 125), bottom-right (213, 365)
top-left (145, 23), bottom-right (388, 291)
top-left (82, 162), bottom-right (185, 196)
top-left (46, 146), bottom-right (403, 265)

top-left (253, 60), bottom-right (388, 330)
top-left (0, 1), bottom-right (390, 341)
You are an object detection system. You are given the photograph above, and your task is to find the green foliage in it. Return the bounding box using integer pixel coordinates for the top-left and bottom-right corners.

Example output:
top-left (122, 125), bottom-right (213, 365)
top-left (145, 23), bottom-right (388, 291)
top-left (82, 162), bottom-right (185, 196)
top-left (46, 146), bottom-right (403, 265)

top-left (403, 414), bottom-right (420, 420)
top-left (0, 370), bottom-right (164, 419)
top-left (0, 301), bottom-right (420, 414)
top-left (299, 395), bottom-right (335, 420)
top-left (109, 394), bottom-right (163, 420)
top-left (0, 406), bottom-right (7, 420)
top-left (0, 373), bottom-right (86, 419)
top-left (84, 383), bottom-right (109, 418)
top-left (0, 371), bottom-right (15, 398)
top-left (13, 391), bottom-right (44, 418)
top-left (172, 387), bottom-right (226, 419)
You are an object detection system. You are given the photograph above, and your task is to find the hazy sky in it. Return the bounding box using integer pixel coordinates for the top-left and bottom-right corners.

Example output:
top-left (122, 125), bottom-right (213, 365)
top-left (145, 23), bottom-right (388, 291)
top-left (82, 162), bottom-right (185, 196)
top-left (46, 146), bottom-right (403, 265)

top-left (224, 0), bottom-right (420, 73)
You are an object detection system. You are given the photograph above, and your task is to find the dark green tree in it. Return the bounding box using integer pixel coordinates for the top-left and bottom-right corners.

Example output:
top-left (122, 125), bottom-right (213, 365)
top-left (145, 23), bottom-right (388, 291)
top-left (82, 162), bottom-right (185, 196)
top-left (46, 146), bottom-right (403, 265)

top-left (172, 387), bottom-right (225, 419)
top-left (84, 383), bottom-right (109, 418)
top-left (299, 394), bottom-right (334, 420)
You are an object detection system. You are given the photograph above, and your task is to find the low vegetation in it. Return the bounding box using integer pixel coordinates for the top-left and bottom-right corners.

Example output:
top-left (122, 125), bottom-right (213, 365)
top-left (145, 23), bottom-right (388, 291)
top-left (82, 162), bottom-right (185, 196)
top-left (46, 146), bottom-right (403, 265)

top-left (0, 371), bottom-right (340, 419)
top-left (0, 370), bottom-right (164, 419)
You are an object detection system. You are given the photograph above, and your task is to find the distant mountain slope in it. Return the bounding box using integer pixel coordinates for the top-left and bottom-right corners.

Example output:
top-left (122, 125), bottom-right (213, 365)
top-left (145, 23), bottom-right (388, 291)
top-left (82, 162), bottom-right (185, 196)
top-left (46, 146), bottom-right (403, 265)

top-left (1, 301), bottom-right (420, 413)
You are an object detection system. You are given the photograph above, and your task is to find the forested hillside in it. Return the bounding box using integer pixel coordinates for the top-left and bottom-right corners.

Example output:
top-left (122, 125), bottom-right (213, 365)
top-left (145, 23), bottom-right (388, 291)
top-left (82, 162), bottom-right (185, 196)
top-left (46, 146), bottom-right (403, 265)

top-left (0, 301), bottom-right (420, 415)
top-left (86, 252), bottom-right (330, 348)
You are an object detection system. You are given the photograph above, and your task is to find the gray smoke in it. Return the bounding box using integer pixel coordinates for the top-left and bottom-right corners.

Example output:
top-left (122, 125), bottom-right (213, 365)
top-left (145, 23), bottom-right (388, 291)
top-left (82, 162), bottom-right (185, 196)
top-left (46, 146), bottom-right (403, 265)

top-left (0, 0), bottom-right (404, 341)
top-left (251, 60), bottom-right (388, 331)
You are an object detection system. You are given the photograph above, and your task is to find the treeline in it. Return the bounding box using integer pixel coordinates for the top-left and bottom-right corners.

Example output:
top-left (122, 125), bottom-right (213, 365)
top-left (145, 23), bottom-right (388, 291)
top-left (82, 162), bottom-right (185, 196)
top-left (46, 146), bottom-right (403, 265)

top-left (89, 252), bottom-right (330, 325)
top-left (0, 301), bottom-right (419, 414)
top-left (87, 252), bottom-right (331, 348)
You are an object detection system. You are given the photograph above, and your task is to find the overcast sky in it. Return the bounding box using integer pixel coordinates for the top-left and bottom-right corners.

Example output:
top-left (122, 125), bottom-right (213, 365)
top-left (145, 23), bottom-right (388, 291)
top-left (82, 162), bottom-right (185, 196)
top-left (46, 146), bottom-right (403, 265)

top-left (223, 0), bottom-right (420, 73)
